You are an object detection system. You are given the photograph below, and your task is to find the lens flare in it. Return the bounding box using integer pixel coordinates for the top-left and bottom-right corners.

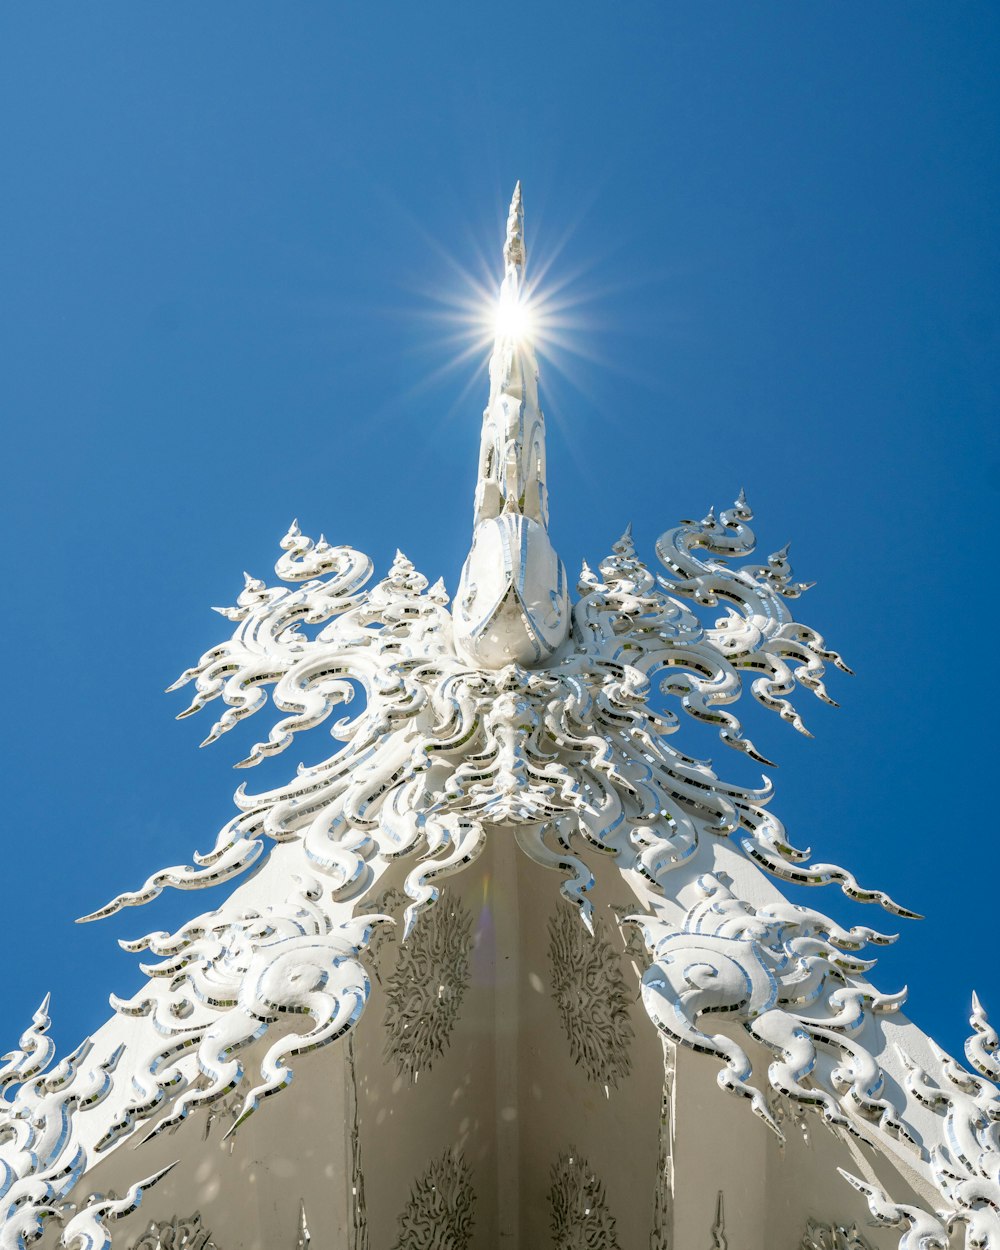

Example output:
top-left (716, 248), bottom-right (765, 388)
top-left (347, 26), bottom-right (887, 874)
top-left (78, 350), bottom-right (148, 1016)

top-left (389, 190), bottom-right (638, 447)
top-left (494, 293), bottom-right (535, 343)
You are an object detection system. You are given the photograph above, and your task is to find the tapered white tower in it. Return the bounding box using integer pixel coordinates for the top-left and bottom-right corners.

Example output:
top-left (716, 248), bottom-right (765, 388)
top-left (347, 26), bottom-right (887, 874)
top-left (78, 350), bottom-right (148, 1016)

top-left (1, 188), bottom-right (997, 1250)
top-left (454, 182), bottom-right (569, 669)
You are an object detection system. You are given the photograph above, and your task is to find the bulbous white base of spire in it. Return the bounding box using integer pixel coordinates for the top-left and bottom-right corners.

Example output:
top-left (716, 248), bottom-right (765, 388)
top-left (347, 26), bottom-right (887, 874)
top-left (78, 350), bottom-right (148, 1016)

top-left (453, 513), bottom-right (569, 669)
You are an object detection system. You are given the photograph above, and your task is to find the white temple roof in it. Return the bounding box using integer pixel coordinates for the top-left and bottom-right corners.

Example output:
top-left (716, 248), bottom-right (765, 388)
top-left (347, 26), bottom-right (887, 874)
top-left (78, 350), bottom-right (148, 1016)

top-left (1, 187), bottom-right (997, 1250)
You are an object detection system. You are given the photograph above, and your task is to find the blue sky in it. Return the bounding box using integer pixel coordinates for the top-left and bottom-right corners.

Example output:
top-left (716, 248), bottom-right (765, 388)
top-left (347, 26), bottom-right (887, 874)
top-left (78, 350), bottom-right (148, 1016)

top-left (1, 4), bottom-right (997, 1064)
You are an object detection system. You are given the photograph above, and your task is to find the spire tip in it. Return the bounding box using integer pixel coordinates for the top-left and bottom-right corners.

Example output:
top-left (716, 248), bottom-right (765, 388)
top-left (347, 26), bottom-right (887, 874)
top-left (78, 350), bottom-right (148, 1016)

top-left (504, 181), bottom-right (525, 270)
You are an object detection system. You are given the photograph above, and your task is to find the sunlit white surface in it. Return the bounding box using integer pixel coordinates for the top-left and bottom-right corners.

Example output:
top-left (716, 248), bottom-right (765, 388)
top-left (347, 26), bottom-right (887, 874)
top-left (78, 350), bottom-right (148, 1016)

top-left (494, 291), bottom-right (534, 343)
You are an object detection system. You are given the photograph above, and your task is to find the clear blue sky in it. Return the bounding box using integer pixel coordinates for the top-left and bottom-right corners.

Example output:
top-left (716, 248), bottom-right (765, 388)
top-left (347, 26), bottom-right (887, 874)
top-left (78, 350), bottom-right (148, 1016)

top-left (1, 4), bottom-right (997, 1064)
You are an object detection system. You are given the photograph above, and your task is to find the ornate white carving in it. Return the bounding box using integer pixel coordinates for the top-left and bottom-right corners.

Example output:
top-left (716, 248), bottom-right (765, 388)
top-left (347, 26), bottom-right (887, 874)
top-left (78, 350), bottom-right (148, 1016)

top-left (58, 1166), bottom-right (177, 1250)
top-left (389, 1150), bottom-right (474, 1250)
top-left (548, 1149), bottom-right (621, 1250)
top-left (2, 183), bottom-right (994, 1248)
top-left (94, 876), bottom-right (387, 1149)
top-left (634, 873), bottom-right (913, 1144)
top-left (133, 1211), bottom-right (218, 1250)
top-left (0, 995), bottom-right (55, 1099)
top-left (0, 994), bottom-right (174, 1250)
top-left (968, 991), bottom-right (1000, 1083)
top-left (69, 195), bottom-right (925, 1190)
top-left (839, 1172), bottom-right (950, 1250)
top-left (454, 182), bottom-right (569, 671)
top-left (889, 997), bottom-right (1000, 1248)
top-left (80, 485), bottom-right (899, 1151)
top-left (800, 1218), bottom-right (874, 1250)
top-left (548, 904), bottom-right (634, 1089)
top-left (382, 888), bottom-right (473, 1082)
top-left (293, 1203), bottom-right (309, 1250)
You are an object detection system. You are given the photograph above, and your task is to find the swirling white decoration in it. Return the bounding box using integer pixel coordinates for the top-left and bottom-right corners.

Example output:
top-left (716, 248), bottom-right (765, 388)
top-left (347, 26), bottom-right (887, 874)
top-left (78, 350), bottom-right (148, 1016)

top-left (839, 1171), bottom-right (950, 1250)
top-left (60, 1167), bottom-right (177, 1250)
top-left (800, 1218), bottom-right (874, 1250)
top-left (77, 496), bottom-right (904, 1145)
top-left (108, 500), bottom-right (900, 928)
top-left (132, 1210), bottom-right (219, 1250)
top-left (99, 876), bottom-right (387, 1149)
top-left (838, 998), bottom-right (1000, 1249)
top-left (1, 184), bottom-right (995, 1250)
top-left (894, 998), bottom-right (1000, 1247)
top-left (0, 994), bottom-right (174, 1250)
top-left (633, 872), bottom-right (912, 1144)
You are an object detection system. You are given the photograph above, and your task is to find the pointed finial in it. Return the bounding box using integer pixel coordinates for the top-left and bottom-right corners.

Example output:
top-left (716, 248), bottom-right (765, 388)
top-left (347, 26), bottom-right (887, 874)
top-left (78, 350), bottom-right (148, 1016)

top-left (503, 181), bottom-right (525, 272)
top-left (454, 182), bottom-right (571, 668)
top-left (612, 525), bottom-right (636, 558)
top-left (967, 990), bottom-right (1000, 1081)
top-left (296, 1201), bottom-right (311, 1249)
top-left (711, 1190), bottom-right (728, 1250)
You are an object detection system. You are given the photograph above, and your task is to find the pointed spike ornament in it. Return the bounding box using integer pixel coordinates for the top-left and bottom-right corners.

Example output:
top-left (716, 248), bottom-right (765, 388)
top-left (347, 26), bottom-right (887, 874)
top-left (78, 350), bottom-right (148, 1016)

top-left (711, 1190), bottom-right (728, 1250)
top-left (453, 184), bottom-right (570, 669)
top-left (503, 179), bottom-right (525, 269)
top-left (295, 1202), bottom-right (311, 1249)
top-left (474, 181), bottom-right (541, 525)
top-left (967, 991), bottom-right (1000, 1081)
top-left (0, 993), bottom-right (56, 1094)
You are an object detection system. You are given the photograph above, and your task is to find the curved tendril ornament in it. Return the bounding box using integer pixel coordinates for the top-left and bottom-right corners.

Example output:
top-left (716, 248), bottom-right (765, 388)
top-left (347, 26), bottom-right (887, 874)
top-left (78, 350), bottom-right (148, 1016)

top-left (75, 498), bottom-right (923, 1151)
top-left (5, 183), bottom-right (998, 1250)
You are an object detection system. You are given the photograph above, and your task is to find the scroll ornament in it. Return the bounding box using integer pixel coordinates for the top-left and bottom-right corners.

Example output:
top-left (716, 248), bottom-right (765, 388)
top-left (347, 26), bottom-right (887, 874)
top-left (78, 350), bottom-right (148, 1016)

top-left (74, 502), bottom-right (919, 1148)
top-left (1, 507), bottom-right (996, 1249)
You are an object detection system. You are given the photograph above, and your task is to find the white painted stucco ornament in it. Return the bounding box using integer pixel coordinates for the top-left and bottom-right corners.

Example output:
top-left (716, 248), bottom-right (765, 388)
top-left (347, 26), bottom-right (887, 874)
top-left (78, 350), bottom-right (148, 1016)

top-left (1, 185), bottom-right (997, 1250)
top-left (453, 184), bottom-right (569, 670)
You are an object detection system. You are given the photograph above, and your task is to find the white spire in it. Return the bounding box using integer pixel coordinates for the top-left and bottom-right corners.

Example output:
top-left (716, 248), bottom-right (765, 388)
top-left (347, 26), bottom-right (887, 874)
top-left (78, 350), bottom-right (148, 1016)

top-left (454, 183), bottom-right (570, 668)
top-left (473, 181), bottom-right (548, 529)
top-left (503, 179), bottom-right (525, 275)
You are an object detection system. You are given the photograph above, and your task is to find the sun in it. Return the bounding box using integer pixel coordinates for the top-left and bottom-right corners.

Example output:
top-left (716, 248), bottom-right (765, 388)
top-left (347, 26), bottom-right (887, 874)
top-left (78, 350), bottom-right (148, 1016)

top-left (389, 187), bottom-right (620, 436)
top-left (493, 291), bottom-right (535, 343)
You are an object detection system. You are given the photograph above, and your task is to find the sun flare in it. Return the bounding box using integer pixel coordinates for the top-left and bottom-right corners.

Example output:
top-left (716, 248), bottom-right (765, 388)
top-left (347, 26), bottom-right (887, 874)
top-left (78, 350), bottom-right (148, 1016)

top-left (493, 292), bottom-right (535, 343)
top-left (394, 188), bottom-right (624, 436)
